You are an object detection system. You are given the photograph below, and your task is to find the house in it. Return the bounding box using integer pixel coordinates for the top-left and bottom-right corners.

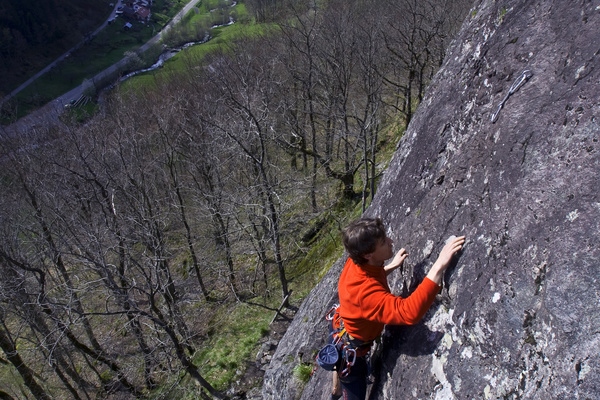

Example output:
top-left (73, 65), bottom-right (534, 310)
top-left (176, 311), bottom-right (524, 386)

top-left (121, 2), bottom-right (151, 23)
top-left (135, 6), bottom-right (151, 22)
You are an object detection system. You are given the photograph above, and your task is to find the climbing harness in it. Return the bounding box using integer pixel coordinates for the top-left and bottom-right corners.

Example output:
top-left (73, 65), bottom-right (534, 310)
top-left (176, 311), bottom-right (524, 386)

top-left (314, 304), bottom-right (371, 377)
top-left (490, 69), bottom-right (533, 123)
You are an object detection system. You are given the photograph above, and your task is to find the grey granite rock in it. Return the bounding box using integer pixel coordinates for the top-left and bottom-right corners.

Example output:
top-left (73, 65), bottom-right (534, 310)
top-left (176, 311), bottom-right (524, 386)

top-left (263, 0), bottom-right (600, 399)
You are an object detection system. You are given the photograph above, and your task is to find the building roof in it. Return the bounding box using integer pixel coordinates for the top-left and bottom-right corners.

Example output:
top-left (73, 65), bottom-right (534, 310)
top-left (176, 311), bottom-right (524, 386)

top-left (136, 6), bottom-right (150, 19)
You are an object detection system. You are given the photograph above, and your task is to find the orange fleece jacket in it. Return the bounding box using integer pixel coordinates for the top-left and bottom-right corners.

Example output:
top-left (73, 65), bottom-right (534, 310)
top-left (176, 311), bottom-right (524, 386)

top-left (337, 257), bottom-right (441, 342)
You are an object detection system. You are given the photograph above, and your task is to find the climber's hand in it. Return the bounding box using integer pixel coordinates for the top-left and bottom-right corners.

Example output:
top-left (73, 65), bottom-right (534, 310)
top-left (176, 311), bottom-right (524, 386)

top-left (427, 235), bottom-right (465, 285)
top-left (384, 248), bottom-right (407, 275)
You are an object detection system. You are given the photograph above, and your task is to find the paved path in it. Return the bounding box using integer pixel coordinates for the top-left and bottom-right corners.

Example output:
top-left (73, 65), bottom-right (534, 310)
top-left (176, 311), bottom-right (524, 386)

top-left (1, 0), bottom-right (199, 134)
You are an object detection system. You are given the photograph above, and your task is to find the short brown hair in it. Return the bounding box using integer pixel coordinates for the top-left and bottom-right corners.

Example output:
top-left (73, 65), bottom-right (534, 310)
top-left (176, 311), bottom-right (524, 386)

top-left (342, 217), bottom-right (386, 265)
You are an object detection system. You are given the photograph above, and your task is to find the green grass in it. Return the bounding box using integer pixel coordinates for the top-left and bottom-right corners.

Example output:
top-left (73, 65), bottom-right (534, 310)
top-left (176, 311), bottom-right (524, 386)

top-left (120, 4), bottom-right (273, 93)
top-left (184, 0), bottom-right (234, 24)
top-left (64, 100), bottom-right (100, 124)
top-left (195, 303), bottom-right (272, 391)
top-left (293, 363), bottom-right (314, 383)
top-left (0, 2), bottom-right (112, 96)
top-left (2, 1), bottom-right (262, 123)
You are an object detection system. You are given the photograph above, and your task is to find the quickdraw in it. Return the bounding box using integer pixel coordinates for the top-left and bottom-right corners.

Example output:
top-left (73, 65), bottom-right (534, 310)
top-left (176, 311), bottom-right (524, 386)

top-left (490, 69), bottom-right (533, 123)
top-left (341, 347), bottom-right (356, 377)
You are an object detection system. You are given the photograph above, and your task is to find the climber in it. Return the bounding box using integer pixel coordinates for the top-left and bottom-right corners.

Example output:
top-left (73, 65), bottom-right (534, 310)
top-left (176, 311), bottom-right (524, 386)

top-left (331, 217), bottom-right (465, 400)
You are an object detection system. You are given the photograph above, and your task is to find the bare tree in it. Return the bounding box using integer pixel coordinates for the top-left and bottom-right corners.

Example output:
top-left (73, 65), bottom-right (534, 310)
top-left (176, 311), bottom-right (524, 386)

top-left (0, 131), bottom-right (145, 397)
top-left (277, 1), bottom-right (370, 202)
top-left (381, 0), bottom-right (471, 125)
top-left (198, 42), bottom-right (293, 301)
top-left (165, 137), bottom-right (214, 301)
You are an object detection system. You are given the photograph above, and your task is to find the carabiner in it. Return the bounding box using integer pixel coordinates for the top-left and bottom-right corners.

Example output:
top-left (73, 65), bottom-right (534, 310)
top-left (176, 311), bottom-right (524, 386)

top-left (341, 365), bottom-right (352, 377)
top-left (325, 304), bottom-right (340, 321)
top-left (332, 328), bottom-right (346, 346)
top-left (508, 70), bottom-right (532, 94)
top-left (344, 347), bottom-right (356, 367)
top-left (340, 347), bottom-right (357, 377)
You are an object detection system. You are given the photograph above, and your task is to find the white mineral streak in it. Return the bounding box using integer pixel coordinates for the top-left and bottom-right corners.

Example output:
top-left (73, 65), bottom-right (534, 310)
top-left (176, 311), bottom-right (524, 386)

top-left (423, 240), bottom-right (434, 258)
top-left (426, 309), bottom-right (458, 399)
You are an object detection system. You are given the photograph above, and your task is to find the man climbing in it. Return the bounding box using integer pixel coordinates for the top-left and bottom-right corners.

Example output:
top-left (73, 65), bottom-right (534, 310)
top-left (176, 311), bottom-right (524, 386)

top-left (331, 217), bottom-right (465, 400)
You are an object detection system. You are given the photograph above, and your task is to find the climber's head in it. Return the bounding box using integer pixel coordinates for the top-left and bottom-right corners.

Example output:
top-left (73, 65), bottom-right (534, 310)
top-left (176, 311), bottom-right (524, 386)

top-left (342, 217), bottom-right (391, 266)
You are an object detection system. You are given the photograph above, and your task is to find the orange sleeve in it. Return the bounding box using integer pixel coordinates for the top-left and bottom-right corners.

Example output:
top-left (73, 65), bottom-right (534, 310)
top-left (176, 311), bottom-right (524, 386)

top-left (359, 277), bottom-right (440, 326)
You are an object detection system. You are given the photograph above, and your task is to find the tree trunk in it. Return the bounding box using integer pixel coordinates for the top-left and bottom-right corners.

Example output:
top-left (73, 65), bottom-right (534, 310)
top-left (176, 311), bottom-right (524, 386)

top-left (167, 154), bottom-right (211, 301)
top-left (0, 325), bottom-right (52, 400)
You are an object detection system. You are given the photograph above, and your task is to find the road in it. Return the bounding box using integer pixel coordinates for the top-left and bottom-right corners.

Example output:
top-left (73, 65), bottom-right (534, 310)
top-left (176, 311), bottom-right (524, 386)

top-left (1, 0), bottom-right (199, 135)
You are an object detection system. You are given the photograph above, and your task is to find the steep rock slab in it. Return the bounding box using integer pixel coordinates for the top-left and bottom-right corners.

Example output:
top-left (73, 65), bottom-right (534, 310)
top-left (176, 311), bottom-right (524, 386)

top-left (263, 0), bottom-right (600, 399)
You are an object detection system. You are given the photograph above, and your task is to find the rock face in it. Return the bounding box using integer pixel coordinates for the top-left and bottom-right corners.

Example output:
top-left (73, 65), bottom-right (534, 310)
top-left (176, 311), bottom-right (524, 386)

top-left (262, 0), bottom-right (600, 399)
